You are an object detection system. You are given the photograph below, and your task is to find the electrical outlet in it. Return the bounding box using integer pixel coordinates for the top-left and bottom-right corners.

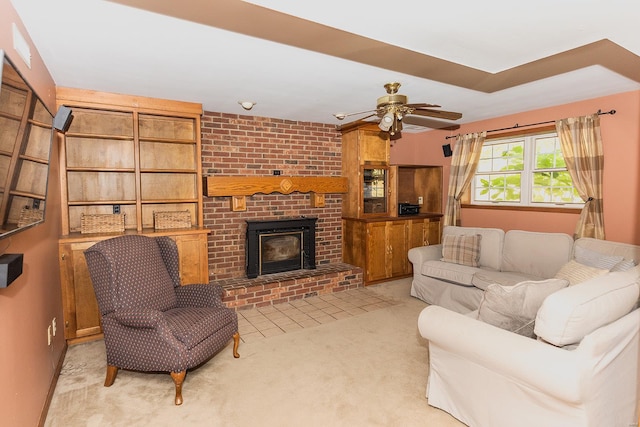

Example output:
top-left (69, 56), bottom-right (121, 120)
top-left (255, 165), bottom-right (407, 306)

top-left (52, 318), bottom-right (57, 336)
top-left (418, 196), bottom-right (424, 205)
top-left (47, 325), bottom-right (52, 346)
top-left (113, 204), bottom-right (120, 214)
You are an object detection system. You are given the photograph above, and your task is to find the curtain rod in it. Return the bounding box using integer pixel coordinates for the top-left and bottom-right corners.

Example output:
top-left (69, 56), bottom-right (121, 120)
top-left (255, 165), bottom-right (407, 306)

top-left (444, 109), bottom-right (617, 140)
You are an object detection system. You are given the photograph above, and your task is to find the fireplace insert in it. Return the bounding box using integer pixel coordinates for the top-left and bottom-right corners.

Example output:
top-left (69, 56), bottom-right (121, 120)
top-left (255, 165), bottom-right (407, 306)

top-left (245, 217), bottom-right (317, 278)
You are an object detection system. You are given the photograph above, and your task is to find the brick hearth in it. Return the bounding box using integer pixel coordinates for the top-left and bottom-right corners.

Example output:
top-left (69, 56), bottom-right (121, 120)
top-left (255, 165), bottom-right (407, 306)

top-left (217, 263), bottom-right (363, 310)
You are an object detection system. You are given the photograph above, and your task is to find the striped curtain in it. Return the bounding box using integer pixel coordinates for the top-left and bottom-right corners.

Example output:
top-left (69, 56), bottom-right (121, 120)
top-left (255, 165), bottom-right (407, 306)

top-left (555, 114), bottom-right (605, 240)
top-left (443, 131), bottom-right (486, 226)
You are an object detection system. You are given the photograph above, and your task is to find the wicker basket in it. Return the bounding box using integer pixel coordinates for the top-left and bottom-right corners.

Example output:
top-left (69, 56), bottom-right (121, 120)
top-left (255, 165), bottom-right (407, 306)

top-left (153, 210), bottom-right (192, 230)
top-left (81, 213), bottom-right (126, 234)
top-left (17, 207), bottom-right (44, 227)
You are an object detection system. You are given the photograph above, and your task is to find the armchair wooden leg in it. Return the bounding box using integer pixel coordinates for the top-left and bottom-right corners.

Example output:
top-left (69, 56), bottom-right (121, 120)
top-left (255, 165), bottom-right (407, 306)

top-left (233, 331), bottom-right (240, 358)
top-left (171, 370), bottom-right (186, 405)
top-left (104, 365), bottom-right (118, 387)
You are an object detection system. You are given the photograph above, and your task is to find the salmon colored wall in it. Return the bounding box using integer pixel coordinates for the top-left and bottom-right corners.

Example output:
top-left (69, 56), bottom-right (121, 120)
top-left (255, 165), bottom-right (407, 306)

top-left (0, 1), bottom-right (65, 426)
top-left (391, 90), bottom-right (640, 245)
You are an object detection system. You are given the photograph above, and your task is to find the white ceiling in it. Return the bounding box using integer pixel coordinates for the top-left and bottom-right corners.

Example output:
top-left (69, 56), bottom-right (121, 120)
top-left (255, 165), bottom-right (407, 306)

top-left (8, 0), bottom-right (640, 132)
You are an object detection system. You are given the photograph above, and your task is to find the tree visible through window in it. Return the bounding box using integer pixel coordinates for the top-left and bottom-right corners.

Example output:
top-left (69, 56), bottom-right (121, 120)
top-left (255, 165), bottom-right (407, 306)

top-left (472, 132), bottom-right (583, 207)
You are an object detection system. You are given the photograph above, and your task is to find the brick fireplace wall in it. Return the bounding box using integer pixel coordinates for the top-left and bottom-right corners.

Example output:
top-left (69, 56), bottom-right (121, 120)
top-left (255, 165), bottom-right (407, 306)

top-left (200, 112), bottom-right (348, 284)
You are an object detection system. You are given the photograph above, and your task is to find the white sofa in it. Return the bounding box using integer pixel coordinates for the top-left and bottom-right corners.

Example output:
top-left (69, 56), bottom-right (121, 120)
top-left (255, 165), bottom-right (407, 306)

top-left (408, 226), bottom-right (575, 313)
top-left (413, 228), bottom-right (640, 427)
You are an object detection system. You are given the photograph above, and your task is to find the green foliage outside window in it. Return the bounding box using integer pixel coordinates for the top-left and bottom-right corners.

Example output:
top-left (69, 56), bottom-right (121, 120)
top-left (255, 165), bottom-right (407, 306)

top-left (473, 134), bottom-right (582, 205)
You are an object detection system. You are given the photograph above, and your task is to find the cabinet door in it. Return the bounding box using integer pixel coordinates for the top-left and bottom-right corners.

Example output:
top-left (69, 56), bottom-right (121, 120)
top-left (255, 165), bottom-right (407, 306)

top-left (387, 220), bottom-right (408, 277)
top-left (407, 218), bottom-right (428, 249)
top-left (365, 221), bottom-right (389, 283)
top-left (170, 232), bottom-right (209, 284)
top-left (59, 241), bottom-right (102, 342)
top-left (359, 129), bottom-right (389, 164)
top-left (427, 218), bottom-right (442, 245)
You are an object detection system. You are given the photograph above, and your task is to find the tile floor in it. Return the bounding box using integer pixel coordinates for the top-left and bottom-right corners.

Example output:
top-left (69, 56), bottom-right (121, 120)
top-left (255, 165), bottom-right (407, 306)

top-left (236, 287), bottom-right (399, 342)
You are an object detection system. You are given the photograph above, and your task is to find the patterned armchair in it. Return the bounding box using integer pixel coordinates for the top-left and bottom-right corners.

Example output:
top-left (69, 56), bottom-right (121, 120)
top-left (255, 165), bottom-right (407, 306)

top-left (84, 234), bottom-right (240, 405)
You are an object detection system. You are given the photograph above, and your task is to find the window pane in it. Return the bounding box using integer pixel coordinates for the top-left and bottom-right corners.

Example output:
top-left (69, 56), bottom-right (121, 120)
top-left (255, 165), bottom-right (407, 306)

top-left (474, 173), bottom-right (521, 202)
top-left (532, 172), bottom-right (582, 203)
top-left (535, 136), bottom-right (565, 169)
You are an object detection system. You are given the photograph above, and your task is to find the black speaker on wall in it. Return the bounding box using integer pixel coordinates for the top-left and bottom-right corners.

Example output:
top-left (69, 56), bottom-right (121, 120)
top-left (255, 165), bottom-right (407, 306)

top-left (53, 105), bottom-right (73, 132)
top-left (442, 143), bottom-right (453, 158)
top-left (0, 253), bottom-right (23, 288)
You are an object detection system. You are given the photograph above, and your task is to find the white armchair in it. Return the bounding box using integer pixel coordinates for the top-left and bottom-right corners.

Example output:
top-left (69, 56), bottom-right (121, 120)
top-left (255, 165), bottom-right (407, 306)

top-left (418, 305), bottom-right (639, 427)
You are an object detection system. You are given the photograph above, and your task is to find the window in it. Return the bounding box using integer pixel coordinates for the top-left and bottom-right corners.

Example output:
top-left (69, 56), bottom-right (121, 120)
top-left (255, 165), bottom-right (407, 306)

top-left (471, 131), bottom-right (583, 207)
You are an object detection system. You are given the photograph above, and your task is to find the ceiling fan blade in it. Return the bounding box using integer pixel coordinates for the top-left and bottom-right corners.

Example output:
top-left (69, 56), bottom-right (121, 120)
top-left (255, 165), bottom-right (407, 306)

top-left (410, 108), bottom-right (463, 121)
top-left (336, 114), bottom-right (379, 132)
top-left (405, 103), bottom-right (440, 108)
top-left (402, 115), bottom-right (461, 131)
top-left (333, 109), bottom-right (377, 120)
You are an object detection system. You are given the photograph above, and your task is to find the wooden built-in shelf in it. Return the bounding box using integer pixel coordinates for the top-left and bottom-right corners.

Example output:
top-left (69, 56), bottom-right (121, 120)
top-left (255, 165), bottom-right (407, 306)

top-left (203, 176), bottom-right (348, 211)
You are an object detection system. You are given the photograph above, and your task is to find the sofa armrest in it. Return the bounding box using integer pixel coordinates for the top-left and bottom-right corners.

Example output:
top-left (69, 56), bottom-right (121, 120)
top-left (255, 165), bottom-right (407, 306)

top-left (408, 244), bottom-right (442, 268)
top-left (418, 305), bottom-right (583, 402)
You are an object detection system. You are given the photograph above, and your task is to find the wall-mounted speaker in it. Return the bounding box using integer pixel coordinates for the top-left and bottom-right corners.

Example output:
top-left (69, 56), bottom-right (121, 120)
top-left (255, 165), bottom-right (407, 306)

top-left (442, 143), bottom-right (452, 158)
top-left (0, 253), bottom-right (23, 288)
top-left (53, 105), bottom-right (73, 132)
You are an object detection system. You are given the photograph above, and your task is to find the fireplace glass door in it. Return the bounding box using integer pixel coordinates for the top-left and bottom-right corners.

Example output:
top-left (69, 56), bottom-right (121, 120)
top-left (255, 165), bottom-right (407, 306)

top-left (259, 231), bottom-right (304, 275)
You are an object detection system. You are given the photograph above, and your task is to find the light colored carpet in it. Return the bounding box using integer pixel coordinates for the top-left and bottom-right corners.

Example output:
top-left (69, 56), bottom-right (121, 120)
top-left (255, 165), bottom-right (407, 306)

top-left (45, 278), bottom-right (465, 427)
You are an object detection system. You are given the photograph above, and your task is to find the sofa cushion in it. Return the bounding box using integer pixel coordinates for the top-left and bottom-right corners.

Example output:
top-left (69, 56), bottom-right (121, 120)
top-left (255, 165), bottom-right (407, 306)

top-left (421, 260), bottom-right (480, 287)
top-left (535, 269), bottom-right (640, 346)
top-left (501, 230), bottom-right (573, 278)
top-left (443, 226), bottom-right (504, 270)
top-left (554, 260), bottom-right (608, 286)
top-left (442, 233), bottom-right (481, 267)
top-left (477, 278), bottom-right (569, 337)
top-left (472, 270), bottom-right (543, 291)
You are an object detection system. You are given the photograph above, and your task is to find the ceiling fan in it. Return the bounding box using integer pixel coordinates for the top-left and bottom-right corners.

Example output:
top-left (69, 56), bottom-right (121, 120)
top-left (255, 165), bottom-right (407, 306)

top-left (334, 82), bottom-right (462, 135)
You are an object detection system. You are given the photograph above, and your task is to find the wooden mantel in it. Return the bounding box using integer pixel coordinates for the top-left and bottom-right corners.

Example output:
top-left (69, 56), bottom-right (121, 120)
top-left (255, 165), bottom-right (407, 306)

top-left (203, 176), bottom-right (348, 211)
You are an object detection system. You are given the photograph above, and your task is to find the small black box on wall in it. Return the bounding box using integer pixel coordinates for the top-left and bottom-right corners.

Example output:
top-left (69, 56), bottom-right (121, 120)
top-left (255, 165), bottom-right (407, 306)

top-left (0, 253), bottom-right (23, 288)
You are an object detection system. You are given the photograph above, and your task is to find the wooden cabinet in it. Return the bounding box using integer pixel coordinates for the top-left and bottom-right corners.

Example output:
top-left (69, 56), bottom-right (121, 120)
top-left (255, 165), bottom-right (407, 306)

top-left (340, 123), bottom-right (444, 284)
top-left (56, 88), bottom-right (211, 344)
top-left (340, 123), bottom-right (443, 284)
top-left (341, 124), bottom-right (390, 218)
top-left (343, 216), bottom-right (441, 285)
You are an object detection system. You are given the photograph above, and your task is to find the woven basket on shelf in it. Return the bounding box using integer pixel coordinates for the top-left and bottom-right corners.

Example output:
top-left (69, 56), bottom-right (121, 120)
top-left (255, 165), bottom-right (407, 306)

top-left (17, 207), bottom-right (44, 227)
top-left (81, 213), bottom-right (125, 234)
top-left (153, 210), bottom-right (192, 230)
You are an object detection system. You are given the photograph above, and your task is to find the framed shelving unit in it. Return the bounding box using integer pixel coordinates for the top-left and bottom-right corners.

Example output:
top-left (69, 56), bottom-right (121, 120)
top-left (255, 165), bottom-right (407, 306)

top-left (56, 88), bottom-right (209, 343)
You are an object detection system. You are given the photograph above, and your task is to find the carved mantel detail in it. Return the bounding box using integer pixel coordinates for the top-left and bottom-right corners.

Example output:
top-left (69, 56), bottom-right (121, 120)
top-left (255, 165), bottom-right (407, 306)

top-left (203, 176), bottom-right (348, 211)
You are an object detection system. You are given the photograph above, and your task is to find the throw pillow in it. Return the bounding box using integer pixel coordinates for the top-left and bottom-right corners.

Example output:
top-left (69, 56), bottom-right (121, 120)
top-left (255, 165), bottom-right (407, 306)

top-left (441, 234), bottom-right (482, 267)
top-left (574, 246), bottom-right (624, 270)
top-left (554, 259), bottom-right (608, 286)
top-left (477, 278), bottom-right (569, 338)
top-left (611, 258), bottom-right (637, 272)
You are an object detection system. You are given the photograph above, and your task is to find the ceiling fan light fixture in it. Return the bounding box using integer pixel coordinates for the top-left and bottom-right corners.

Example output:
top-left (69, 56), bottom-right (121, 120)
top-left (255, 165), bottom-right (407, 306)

top-left (379, 111), bottom-right (394, 131)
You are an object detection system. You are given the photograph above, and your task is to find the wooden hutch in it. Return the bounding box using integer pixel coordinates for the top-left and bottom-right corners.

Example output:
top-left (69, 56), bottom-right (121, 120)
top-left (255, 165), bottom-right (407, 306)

top-left (341, 123), bottom-right (443, 285)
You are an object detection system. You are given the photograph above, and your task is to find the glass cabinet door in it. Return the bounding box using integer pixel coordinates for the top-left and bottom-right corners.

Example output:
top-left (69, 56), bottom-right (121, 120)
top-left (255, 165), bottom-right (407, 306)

top-left (362, 167), bottom-right (388, 214)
